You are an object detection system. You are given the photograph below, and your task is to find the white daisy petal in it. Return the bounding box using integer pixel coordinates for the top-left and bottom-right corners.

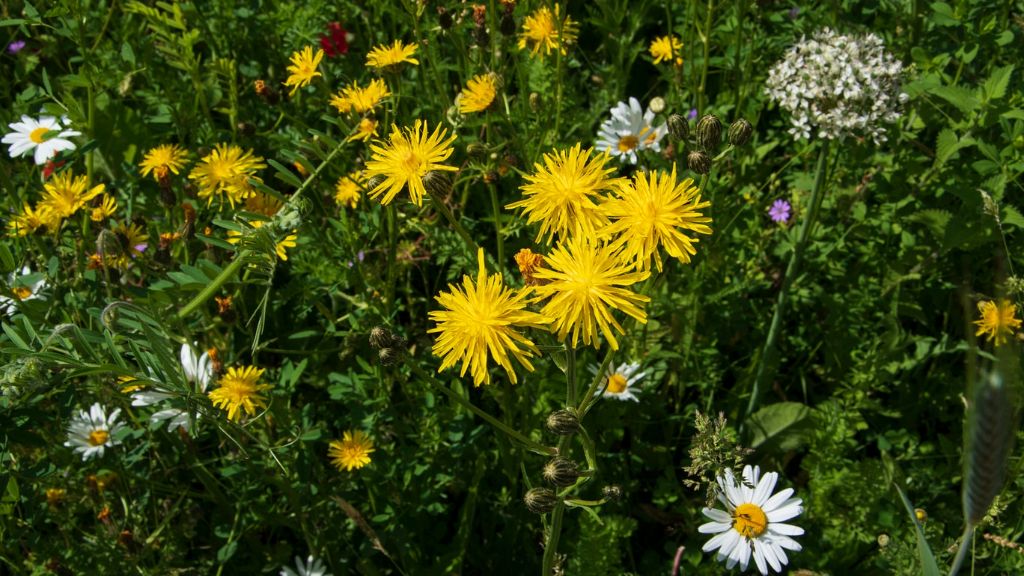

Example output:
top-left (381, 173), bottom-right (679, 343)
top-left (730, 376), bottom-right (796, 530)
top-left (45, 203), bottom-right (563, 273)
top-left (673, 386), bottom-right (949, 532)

top-left (751, 539), bottom-right (769, 575)
top-left (766, 501), bottom-right (803, 523)
top-left (762, 487), bottom-right (795, 512)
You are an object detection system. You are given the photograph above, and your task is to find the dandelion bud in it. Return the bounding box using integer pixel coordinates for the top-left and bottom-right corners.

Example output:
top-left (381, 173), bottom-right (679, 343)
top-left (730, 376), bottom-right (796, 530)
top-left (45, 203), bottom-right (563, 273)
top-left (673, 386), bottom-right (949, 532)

top-left (602, 485), bottom-right (623, 501)
top-left (543, 457), bottom-right (580, 487)
top-left (696, 114), bottom-right (722, 150)
top-left (437, 6), bottom-right (453, 30)
top-left (366, 174), bottom-right (386, 192)
top-left (728, 118), bottom-right (753, 146)
top-left (545, 409), bottom-right (580, 435)
top-left (529, 92), bottom-right (541, 112)
top-left (687, 150), bottom-right (711, 175)
top-left (369, 326), bottom-right (393, 349)
top-left (524, 487), bottom-right (559, 514)
top-left (378, 347), bottom-right (402, 366)
top-left (667, 114), bottom-right (689, 142)
top-left (423, 170), bottom-right (453, 197)
top-left (649, 97), bottom-right (666, 114)
top-left (467, 143), bottom-right (487, 158)
top-left (254, 79), bottom-right (279, 105)
top-left (499, 10), bottom-right (516, 36)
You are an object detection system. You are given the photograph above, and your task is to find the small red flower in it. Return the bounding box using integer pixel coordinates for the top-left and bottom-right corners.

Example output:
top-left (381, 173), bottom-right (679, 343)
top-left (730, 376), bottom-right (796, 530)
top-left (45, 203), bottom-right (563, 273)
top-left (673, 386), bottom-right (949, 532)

top-left (320, 22), bottom-right (350, 57)
top-left (42, 159), bottom-right (65, 180)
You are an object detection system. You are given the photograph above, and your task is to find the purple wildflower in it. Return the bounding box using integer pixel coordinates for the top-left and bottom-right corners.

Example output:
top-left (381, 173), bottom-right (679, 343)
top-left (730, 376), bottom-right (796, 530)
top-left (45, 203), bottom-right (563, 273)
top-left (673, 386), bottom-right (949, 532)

top-left (7, 40), bottom-right (25, 54)
top-left (769, 199), bottom-right (792, 224)
top-left (687, 108), bottom-right (698, 121)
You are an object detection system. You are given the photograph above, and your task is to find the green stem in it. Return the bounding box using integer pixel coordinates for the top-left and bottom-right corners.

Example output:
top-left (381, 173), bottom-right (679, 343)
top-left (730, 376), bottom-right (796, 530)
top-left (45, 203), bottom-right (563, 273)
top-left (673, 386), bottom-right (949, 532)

top-left (565, 345), bottom-right (577, 407)
top-left (698, 0), bottom-right (713, 114)
top-left (542, 432), bottom-right (572, 575)
top-left (746, 140), bottom-right (831, 418)
top-left (428, 190), bottom-right (479, 255)
top-left (578, 347), bottom-right (614, 416)
top-left (489, 183), bottom-right (505, 277)
top-left (386, 204), bottom-right (397, 316)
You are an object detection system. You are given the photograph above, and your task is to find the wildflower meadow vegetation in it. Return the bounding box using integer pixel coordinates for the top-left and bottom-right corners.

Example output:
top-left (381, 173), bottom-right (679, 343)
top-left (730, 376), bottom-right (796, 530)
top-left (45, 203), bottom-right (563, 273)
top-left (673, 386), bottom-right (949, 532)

top-left (2, 1), bottom-right (1024, 574)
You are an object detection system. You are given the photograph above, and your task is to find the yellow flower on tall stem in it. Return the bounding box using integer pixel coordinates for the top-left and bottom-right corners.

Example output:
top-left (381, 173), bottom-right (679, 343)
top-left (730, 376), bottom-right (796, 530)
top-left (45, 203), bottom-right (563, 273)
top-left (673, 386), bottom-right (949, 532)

top-left (334, 172), bottom-right (364, 209)
top-left (226, 220), bottom-right (298, 261)
top-left (366, 40), bottom-right (419, 69)
top-left (328, 430), bottom-right (375, 471)
top-left (348, 117), bottom-right (378, 142)
top-left (506, 144), bottom-right (620, 244)
top-left (37, 169), bottom-right (105, 223)
top-left (330, 79), bottom-right (391, 114)
top-left (364, 120), bottom-right (457, 206)
top-left (601, 166), bottom-right (712, 271)
top-left (188, 144), bottom-right (266, 208)
top-left (208, 366), bottom-right (271, 422)
top-left (532, 235), bottom-right (650, 350)
top-left (429, 248), bottom-right (551, 386)
top-left (90, 195), bottom-right (118, 222)
top-left (7, 203), bottom-right (52, 236)
top-left (649, 35), bottom-right (683, 66)
top-left (458, 73), bottom-right (498, 114)
top-left (284, 46), bottom-right (324, 96)
top-left (975, 299), bottom-right (1022, 345)
top-left (518, 4), bottom-right (578, 58)
top-left (139, 144), bottom-right (188, 181)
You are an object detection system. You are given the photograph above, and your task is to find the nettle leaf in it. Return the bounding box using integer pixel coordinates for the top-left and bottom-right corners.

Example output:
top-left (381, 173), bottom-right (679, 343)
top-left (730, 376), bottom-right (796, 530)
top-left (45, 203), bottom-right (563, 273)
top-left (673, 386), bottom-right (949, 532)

top-left (1001, 205), bottom-right (1024, 230)
top-left (906, 209), bottom-right (953, 241)
top-left (932, 85), bottom-right (979, 114)
top-left (747, 402), bottom-right (814, 451)
top-left (982, 65), bottom-right (1014, 102)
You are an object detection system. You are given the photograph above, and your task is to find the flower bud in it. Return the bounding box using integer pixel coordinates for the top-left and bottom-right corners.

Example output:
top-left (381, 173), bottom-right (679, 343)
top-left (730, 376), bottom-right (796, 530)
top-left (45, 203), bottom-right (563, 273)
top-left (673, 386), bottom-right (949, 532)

top-left (728, 118), bottom-right (753, 146)
top-left (378, 347), bottom-right (401, 366)
top-left (369, 326), bottom-right (395, 349)
top-left (687, 150), bottom-right (711, 175)
top-left (524, 487), bottom-right (559, 514)
top-left (466, 143), bottom-right (487, 158)
top-left (696, 114), bottom-right (722, 150)
top-left (500, 11), bottom-right (516, 36)
top-left (667, 114), bottom-right (689, 142)
top-left (649, 97), bottom-right (666, 114)
top-left (366, 174), bottom-right (386, 192)
top-left (601, 485), bottom-right (623, 501)
top-left (529, 92), bottom-right (541, 112)
top-left (543, 457), bottom-right (580, 487)
top-left (545, 409), bottom-right (580, 435)
top-left (423, 170), bottom-right (453, 197)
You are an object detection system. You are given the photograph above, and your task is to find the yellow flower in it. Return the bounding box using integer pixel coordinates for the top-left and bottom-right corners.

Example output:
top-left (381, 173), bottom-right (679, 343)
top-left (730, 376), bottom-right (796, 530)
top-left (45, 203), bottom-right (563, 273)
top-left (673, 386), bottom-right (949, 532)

top-left (139, 144), bottom-right (188, 181)
top-left (532, 235), bottom-right (650, 350)
top-left (208, 366), bottom-right (271, 422)
top-left (37, 170), bottom-right (105, 225)
top-left (7, 203), bottom-right (53, 236)
top-left (364, 120), bottom-right (458, 206)
top-left (649, 35), bottom-right (683, 65)
top-left (46, 488), bottom-right (66, 507)
top-left (975, 299), bottom-right (1022, 345)
top-left (458, 73), bottom-right (498, 114)
top-left (514, 248), bottom-right (544, 286)
top-left (244, 192), bottom-right (283, 216)
top-left (506, 144), bottom-right (620, 244)
top-left (284, 46), bottom-right (324, 96)
top-left (518, 4), bottom-right (578, 58)
top-left (103, 221), bottom-right (149, 269)
top-left (90, 194), bottom-right (119, 222)
top-left (330, 79), bottom-right (391, 115)
top-left (366, 40), bottom-right (419, 69)
top-left (348, 117), bottom-right (378, 142)
top-left (335, 172), bottom-right (364, 209)
top-left (600, 166), bottom-right (712, 271)
top-left (188, 144), bottom-right (266, 208)
top-left (226, 220), bottom-right (297, 261)
top-left (328, 430), bottom-right (375, 472)
top-left (429, 248), bottom-right (551, 386)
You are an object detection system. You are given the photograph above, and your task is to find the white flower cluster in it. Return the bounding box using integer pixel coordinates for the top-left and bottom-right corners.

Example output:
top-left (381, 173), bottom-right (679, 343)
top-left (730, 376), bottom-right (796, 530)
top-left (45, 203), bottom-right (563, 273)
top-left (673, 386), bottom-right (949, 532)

top-left (765, 28), bottom-right (907, 143)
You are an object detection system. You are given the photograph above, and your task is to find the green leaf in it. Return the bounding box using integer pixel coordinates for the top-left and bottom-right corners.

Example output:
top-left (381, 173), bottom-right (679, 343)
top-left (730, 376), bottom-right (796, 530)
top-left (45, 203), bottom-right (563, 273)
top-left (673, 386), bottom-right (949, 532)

top-left (906, 209), bottom-right (953, 241)
top-left (747, 402), bottom-right (813, 451)
top-left (982, 65), bottom-right (1013, 101)
top-left (932, 85), bottom-right (979, 114)
top-left (894, 484), bottom-right (941, 576)
top-left (267, 159), bottom-right (303, 188)
top-left (1002, 205), bottom-right (1024, 230)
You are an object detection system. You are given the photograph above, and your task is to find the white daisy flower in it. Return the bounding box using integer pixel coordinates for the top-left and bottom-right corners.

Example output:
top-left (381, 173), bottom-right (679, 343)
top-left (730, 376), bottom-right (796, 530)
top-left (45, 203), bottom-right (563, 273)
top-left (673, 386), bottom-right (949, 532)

top-left (280, 555), bottom-right (331, 576)
top-left (2, 114), bottom-right (81, 165)
top-left (595, 97), bottom-right (668, 164)
top-left (180, 343), bottom-right (213, 391)
top-left (699, 465), bottom-right (804, 575)
top-left (64, 402), bottom-right (127, 461)
top-left (589, 361), bottom-right (645, 402)
top-left (0, 266), bottom-right (46, 316)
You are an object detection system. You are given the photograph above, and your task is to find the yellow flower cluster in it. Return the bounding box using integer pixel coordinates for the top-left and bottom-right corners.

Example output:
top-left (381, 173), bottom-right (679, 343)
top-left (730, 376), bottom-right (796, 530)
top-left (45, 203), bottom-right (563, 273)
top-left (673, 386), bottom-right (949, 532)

top-left (7, 170), bottom-right (105, 236)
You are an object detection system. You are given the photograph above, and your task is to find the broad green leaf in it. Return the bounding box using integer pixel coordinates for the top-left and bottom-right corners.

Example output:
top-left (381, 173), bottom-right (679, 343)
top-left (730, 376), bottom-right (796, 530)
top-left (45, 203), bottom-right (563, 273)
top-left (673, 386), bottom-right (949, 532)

top-left (982, 65), bottom-right (1013, 101)
top-left (747, 402), bottom-right (813, 451)
top-left (932, 85), bottom-right (979, 114)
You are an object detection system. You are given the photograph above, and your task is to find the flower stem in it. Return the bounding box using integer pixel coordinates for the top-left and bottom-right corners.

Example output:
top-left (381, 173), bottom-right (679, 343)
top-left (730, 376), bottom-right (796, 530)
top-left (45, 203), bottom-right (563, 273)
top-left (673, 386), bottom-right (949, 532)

top-left (386, 203), bottom-right (398, 316)
top-left (489, 183), bottom-right (505, 278)
top-left (541, 498), bottom-right (565, 575)
top-left (428, 190), bottom-right (479, 256)
top-left (746, 139), bottom-right (831, 418)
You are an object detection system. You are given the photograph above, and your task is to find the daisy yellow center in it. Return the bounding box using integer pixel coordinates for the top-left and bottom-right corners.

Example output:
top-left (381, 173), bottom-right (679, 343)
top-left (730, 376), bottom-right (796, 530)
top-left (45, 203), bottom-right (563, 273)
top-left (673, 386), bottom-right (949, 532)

top-left (733, 503), bottom-right (767, 538)
top-left (12, 287), bottom-right (32, 300)
top-left (617, 135), bottom-right (640, 153)
top-left (30, 127), bottom-right (50, 143)
top-left (87, 429), bottom-right (110, 447)
top-left (607, 373), bottom-right (628, 394)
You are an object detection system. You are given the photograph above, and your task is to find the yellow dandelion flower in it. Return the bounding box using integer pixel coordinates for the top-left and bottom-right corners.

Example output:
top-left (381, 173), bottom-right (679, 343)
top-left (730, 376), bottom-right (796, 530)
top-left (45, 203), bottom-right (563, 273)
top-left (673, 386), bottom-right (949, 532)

top-left (226, 220), bottom-right (297, 261)
top-left (90, 194), bottom-right (119, 222)
top-left (975, 299), bottom-right (1022, 345)
top-left (518, 4), bottom-right (578, 58)
top-left (139, 144), bottom-right (188, 181)
top-left (330, 79), bottom-right (391, 115)
top-left (335, 172), bottom-right (364, 209)
top-left (208, 366), bottom-right (271, 422)
top-left (506, 144), bottom-right (620, 244)
top-left (532, 235), bottom-right (650, 350)
top-left (244, 192), bottom-right (283, 216)
top-left (284, 46), bottom-right (324, 96)
top-left (7, 203), bottom-right (53, 236)
top-left (429, 248), bottom-right (551, 386)
top-left (348, 117), bottom-right (379, 142)
top-left (37, 170), bottom-right (105, 222)
top-left (188, 144), bottom-right (266, 208)
top-left (514, 248), bottom-right (544, 286)
top-left (649, 35), bottom-right (683, 65)
top-left (328, 430), bottom-right (375, 472)
top-left (364, 120), bottom-right (458, 206)
top-left (366, 40), bottom-right (419, 69)
top-left (600, 166), bottom-right (712, 272)
top-left (103, 221), bottom-right (149, 270)
top-left (458, 73), bottom-right (498, 114)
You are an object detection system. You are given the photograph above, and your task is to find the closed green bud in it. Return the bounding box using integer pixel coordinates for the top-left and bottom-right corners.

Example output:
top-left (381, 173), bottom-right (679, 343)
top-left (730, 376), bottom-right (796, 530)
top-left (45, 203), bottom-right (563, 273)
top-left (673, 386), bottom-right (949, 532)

top-left (667, 114), bottom-right (689, 142)
top-left (466, 143), bottom-right (488, 158)
top-left (423, 170), bottom-right (453, 197)
top-left (543, 458), bottom-right (580, 487)
top-left (524, 487), bottom-right (559, 514)
top-left (728, 118), bottom-right (753, 146)
top-left (378, 347), bottom-right (402, 366)
top-left (687, 150), bottom-right (711, 175)
top-left (696, 114), bottom-right (722, 150)
top-left (545, 409), bottom-right (580, 435)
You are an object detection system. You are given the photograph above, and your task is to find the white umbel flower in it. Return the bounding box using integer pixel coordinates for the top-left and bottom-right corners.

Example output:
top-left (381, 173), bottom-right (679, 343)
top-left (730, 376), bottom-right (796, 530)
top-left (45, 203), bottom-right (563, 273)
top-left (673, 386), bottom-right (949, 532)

top-left (699, 465), bottom-right (804, 575)
top-left (64, 402), bottom-right (127, 461)
top-left (0, 266), bottom-right (46, 316)
top-left (596, 97), bottom-right (668, 164)
top-left (765, 28), bottom-right (906, 143)
top-left (2, 115), bottom-right (81, 164)
top-left (589, 361), bottom-right (646, 402)
top-left (280, 555), bottom-right (331, 576)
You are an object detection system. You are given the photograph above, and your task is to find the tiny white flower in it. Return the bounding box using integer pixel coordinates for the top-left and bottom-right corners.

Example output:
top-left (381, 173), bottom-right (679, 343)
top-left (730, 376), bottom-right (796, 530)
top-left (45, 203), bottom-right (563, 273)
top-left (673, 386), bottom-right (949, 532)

top-left (0, 266), bottom-right (46, 316)
top-left (589, 361), bottom-right (645, 402)
top-left (280, 555), bottom-right (331, 576)
top-left (64, 402), bottom-right (127, 461)
top-left (699, 465), bottom-right (804, 575)
top-left (595, 97), bottom-right (668, 165)
top-left (2, 114), bottom-right (81, 165)
top-left (180, 343), bottom-right (212, 392)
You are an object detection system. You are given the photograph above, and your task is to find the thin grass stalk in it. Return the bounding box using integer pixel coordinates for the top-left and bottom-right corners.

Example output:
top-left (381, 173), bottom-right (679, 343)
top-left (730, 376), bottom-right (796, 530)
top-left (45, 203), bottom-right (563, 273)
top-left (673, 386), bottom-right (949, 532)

top-left (746, 139), bottom-right (830, 418)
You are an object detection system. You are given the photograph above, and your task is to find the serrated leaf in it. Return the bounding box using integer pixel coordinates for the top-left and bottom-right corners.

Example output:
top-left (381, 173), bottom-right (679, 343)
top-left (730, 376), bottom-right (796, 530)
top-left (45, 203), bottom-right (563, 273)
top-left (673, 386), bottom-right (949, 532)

top-left (1002, 205), bottom-right (1024, 230)
top-left (983, 65), bottom-right (1013, 102)
top-left (932, 85), bottom-right (979, 114)
top-left (906, 209), bottom-right (953, 241)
